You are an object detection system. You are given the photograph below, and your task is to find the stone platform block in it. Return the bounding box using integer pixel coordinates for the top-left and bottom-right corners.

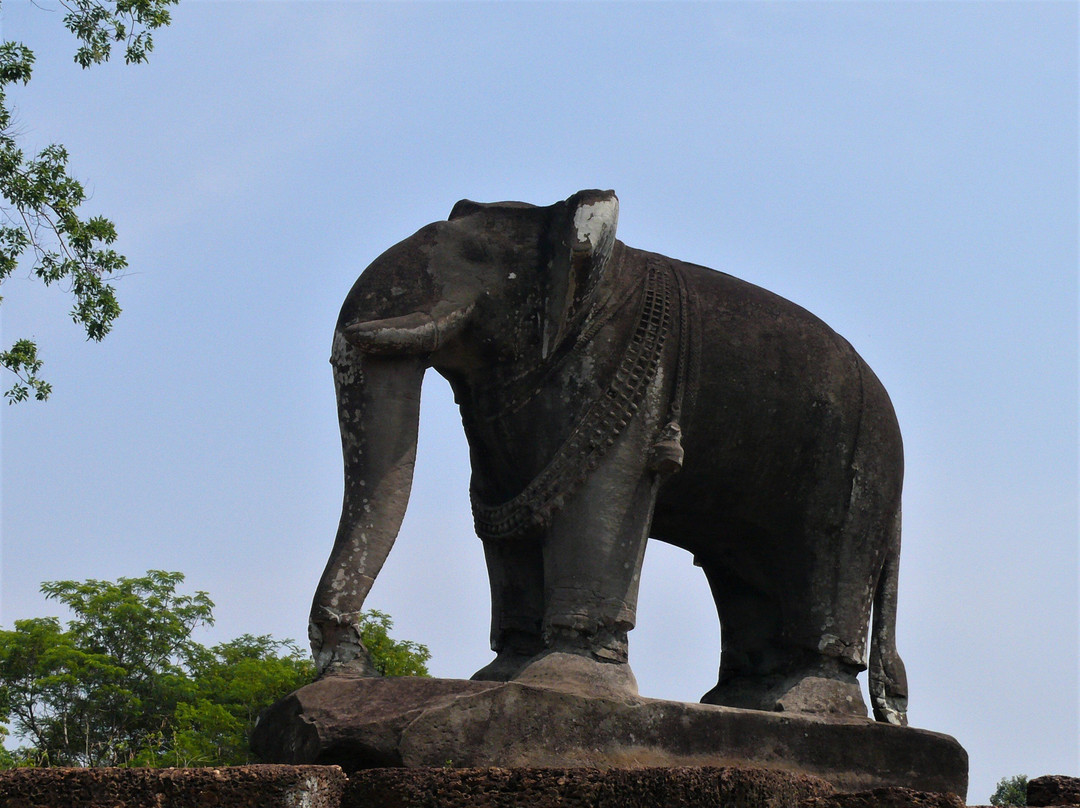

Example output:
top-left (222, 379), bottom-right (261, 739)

top-left (0, 764), bottom-right (346, 807)
top-left (1028, 775), bottom-right (1080, 807)
top-left (251, 676), bottom-right (968, 799)
top-left (345, 766), bottom-right (833, 808)
top-left (0, 765), bottom-right (969, 808)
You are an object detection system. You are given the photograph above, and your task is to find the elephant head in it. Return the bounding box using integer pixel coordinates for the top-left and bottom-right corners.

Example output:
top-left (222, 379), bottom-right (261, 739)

top-left (309, 190), bottom-right (621, 675)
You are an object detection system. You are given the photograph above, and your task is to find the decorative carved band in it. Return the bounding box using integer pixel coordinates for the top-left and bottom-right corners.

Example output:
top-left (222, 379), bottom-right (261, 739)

top-left (471, 258), bottom-right (674, 541)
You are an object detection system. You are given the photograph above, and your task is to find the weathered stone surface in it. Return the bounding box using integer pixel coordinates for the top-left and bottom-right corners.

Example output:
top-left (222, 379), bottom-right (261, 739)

top-left (0, 764), bottom-right (346, 808)
top-left (312, 190), bottom-right (912, 727)
top-left (0, 765), bottom-right (980, 808)
top-left (251, 676), bottom-right (968, 798)
top-left (344, 766), bottom-right (836, 808)
top-left (801, 787), bottom-right (965, 808)
top-left (1028, 774), bottom-right (1080, 807)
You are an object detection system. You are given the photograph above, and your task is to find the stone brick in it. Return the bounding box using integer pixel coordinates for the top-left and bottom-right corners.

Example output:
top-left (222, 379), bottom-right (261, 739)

top-left (343, 766), bottom-right (835, 808)
top-left (0, 764), bottom-right (346, 808)
top-left (1028, 775), bottom-right (1080, 807)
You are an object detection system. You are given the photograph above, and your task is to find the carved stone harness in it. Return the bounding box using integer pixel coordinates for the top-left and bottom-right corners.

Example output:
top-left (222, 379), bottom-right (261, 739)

top-left (471, 257), bottom-right (687, 541)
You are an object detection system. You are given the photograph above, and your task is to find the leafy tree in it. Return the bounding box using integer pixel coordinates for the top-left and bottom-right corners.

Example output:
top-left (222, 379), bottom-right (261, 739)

top-left (991, 775), bottom-right (1028, 806)
top-left (0, 571), bottom-right (431, 767)
top-left (170, 635), bottom-right (313, 766)
top-left (0, 741), bottom-right (13, 768)
top-left (357, 610), bottom-right (431, 677)
top-left (0, 571), bottom-right (212, 766)
top-left (0, 0), bottom-right (177, 402)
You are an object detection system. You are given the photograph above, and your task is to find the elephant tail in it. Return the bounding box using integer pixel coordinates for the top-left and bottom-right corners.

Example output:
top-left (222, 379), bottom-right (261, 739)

top-left (869, 506), bottom-right (909, 726)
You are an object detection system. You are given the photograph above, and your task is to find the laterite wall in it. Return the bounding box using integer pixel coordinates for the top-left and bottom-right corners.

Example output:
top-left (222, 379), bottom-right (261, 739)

top-left (0, 765), bottom-right (984, 808)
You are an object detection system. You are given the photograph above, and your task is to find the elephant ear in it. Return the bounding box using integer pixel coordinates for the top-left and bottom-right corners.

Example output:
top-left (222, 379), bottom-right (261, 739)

top-left (449, 199), bottom-right (484, 220)
top-left (543, 189), bottom-right (619, 358)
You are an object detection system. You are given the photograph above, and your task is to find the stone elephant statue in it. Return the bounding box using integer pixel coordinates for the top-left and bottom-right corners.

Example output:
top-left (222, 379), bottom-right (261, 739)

top-left (309, 189), bottom-right (908, 725)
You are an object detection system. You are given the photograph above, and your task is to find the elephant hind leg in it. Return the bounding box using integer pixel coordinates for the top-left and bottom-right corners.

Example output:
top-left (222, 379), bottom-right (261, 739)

top-left (698, 560), bottom-right (785, 689)
top-left (697, 557), bottom-right (867, 718)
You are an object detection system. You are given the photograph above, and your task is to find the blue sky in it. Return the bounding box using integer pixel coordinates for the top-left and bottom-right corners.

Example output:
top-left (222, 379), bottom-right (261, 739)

top-left (0, 2), bottom-right (1076, 801)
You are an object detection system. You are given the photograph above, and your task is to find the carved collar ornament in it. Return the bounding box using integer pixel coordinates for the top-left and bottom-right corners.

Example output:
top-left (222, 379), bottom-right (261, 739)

top-left (471, 257), bottom-right (687, 541)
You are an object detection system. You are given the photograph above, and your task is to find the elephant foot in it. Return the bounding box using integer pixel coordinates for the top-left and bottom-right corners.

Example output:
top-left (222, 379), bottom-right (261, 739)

top-left (512, 650), bottom-right (639, 701)
top-left (470, 650), bottom-right (535, 682)
top-left (309, 619), bottom-right (382, 679)
top-left (319, 656), bottom-right (382, 679)
top-left (701, 668), bottom-right (867, 719)
top-left (472, 629), bottom-right (544, 682)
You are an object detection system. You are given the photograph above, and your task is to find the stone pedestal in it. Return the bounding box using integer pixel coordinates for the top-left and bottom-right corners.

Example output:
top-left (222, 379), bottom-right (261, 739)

top-left (251, 676), bottom-right (968, 800)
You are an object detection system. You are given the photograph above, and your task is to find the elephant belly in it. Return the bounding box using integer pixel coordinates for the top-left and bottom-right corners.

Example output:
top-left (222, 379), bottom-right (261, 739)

top-left (651, 260), bottom-right (903, 563)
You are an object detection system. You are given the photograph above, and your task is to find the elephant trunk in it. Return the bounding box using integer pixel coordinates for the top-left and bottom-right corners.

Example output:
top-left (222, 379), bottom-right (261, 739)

top-left (309, 332), bottom-right (426, 676)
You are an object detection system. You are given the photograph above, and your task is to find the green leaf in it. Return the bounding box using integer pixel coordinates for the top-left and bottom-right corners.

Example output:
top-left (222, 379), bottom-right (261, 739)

top-left (0, 0), bottom-right (177, 401)
top-left (991, 775), bottom-right (1028, 807)
top-left (357, 610), bottom-right (432, 677)
top-left (1, 571), bottom-right (431, 767)
top-left (0, 339), bottom-right (51, 402)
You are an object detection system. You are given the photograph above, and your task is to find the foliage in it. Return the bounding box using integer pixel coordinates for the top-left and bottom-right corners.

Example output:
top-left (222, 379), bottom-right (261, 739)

top-left (358, 610), bottom-right (431, 677)
top-left (990, 775), bottom-right (1028, 806)
top-left (0, 0), bottom-right (178, 402)
top-left (0, 572), bottom-right (212, 766)
top-left (0, 571), bottom-right (430, 767)
top-left (170, 635), bottom-right (313, 766)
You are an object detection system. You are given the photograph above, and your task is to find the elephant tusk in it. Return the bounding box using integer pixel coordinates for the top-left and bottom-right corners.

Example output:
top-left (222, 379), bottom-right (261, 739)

top-left (345, 313), bottom-right (439, 354)
top-left (344, 305), bottom-right (474, 355)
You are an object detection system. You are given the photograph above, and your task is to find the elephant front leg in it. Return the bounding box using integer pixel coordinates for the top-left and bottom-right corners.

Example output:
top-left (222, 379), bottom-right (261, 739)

top-left (470, 538), bottom-right (545, 682)
top-left (512, 417), bottom-right (661, 699)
